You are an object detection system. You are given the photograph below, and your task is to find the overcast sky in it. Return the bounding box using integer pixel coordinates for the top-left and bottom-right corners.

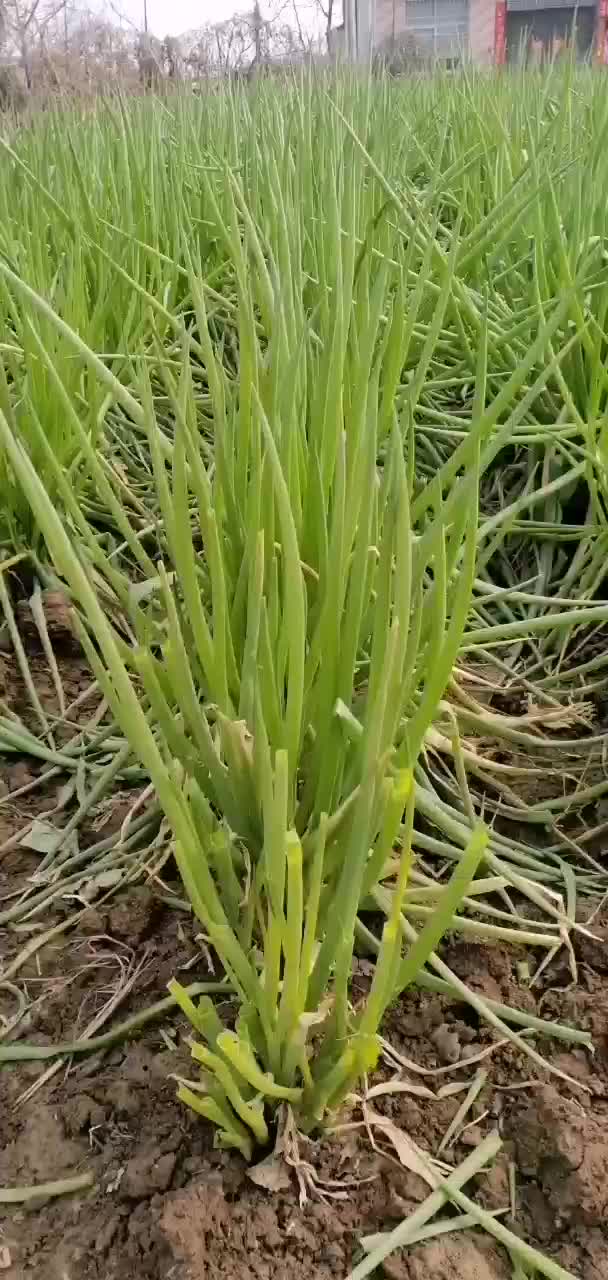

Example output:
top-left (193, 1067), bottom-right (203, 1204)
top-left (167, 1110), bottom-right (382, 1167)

top-left (118, 0), bottom-right (251, 36)
top-left (113, 0), bottom-right (326, 38)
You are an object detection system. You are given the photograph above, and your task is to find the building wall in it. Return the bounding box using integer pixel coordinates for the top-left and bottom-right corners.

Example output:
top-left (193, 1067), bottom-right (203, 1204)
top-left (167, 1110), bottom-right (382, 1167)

top-left (328, 25), bottom-right (346, 57)
top-left (373, 0), bottom-right (496, 62)
top-left (469, 0), bottom-right (497, 61)
top-left (375, 0), bottom-right (409, 48)
top-left (339, 0), bottom-right (600, 66)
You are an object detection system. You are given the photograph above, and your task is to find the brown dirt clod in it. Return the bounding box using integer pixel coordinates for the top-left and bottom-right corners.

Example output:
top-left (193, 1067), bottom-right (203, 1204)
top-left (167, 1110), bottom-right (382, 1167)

top-left (507, 1084), bottom-right (608, 1227)
top-left (383, 1235), bottom-right (511, 1280)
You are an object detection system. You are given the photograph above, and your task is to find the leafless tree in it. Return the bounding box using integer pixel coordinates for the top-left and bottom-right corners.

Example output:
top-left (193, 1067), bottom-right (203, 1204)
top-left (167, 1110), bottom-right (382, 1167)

top-left (184, 15), bottom-right (256, 77)
top-left (315, 0), bottom-right (334, 53)
top-left (183, 0), bottom-right (317, 80)
top-left (290, 0), bottom-right (338, 54)
top-left (65, 11), bottom-right (137, 83)
top-left (162, 33), bottom-right (181, 78)
top-left (1, 0), bottom-right (69, 88)
top-left (0, 0), bottom-right (329, 98)
top-left (136, 31), bottom-right (163, 86)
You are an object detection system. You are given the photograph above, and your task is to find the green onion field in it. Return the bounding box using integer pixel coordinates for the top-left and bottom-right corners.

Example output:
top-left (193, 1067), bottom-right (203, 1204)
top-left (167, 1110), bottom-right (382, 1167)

top-left (1, 65), bottom-right (608, 1280)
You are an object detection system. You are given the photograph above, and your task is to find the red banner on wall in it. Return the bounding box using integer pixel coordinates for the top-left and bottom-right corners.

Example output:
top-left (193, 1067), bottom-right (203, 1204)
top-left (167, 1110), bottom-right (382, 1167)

top-left (494, 1), bottom-right (507, 65)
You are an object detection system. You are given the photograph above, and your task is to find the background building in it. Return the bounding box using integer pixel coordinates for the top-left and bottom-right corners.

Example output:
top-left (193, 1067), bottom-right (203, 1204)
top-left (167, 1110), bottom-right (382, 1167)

top-left (332, 0), bottom-right (600, 64)
top-left (504, 0), bottom-right (596, 61)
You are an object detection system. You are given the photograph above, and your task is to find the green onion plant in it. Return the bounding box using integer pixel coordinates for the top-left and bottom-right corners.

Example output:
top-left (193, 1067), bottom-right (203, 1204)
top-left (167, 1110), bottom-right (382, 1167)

top-left (0, 68), bottom-right (605, 1154)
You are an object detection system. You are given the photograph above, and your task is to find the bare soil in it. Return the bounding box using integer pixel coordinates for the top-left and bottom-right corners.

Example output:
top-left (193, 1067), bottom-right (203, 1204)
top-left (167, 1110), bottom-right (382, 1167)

top-left (1, 646), bottom-right (608, 1280)
top-left (2, 875), bottom-right (608, 1280)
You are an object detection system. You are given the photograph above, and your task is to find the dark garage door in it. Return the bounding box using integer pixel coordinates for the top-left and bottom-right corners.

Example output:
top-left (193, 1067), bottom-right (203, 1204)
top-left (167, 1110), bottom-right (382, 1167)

top-left (506, 5), bottom-right (596, 59)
